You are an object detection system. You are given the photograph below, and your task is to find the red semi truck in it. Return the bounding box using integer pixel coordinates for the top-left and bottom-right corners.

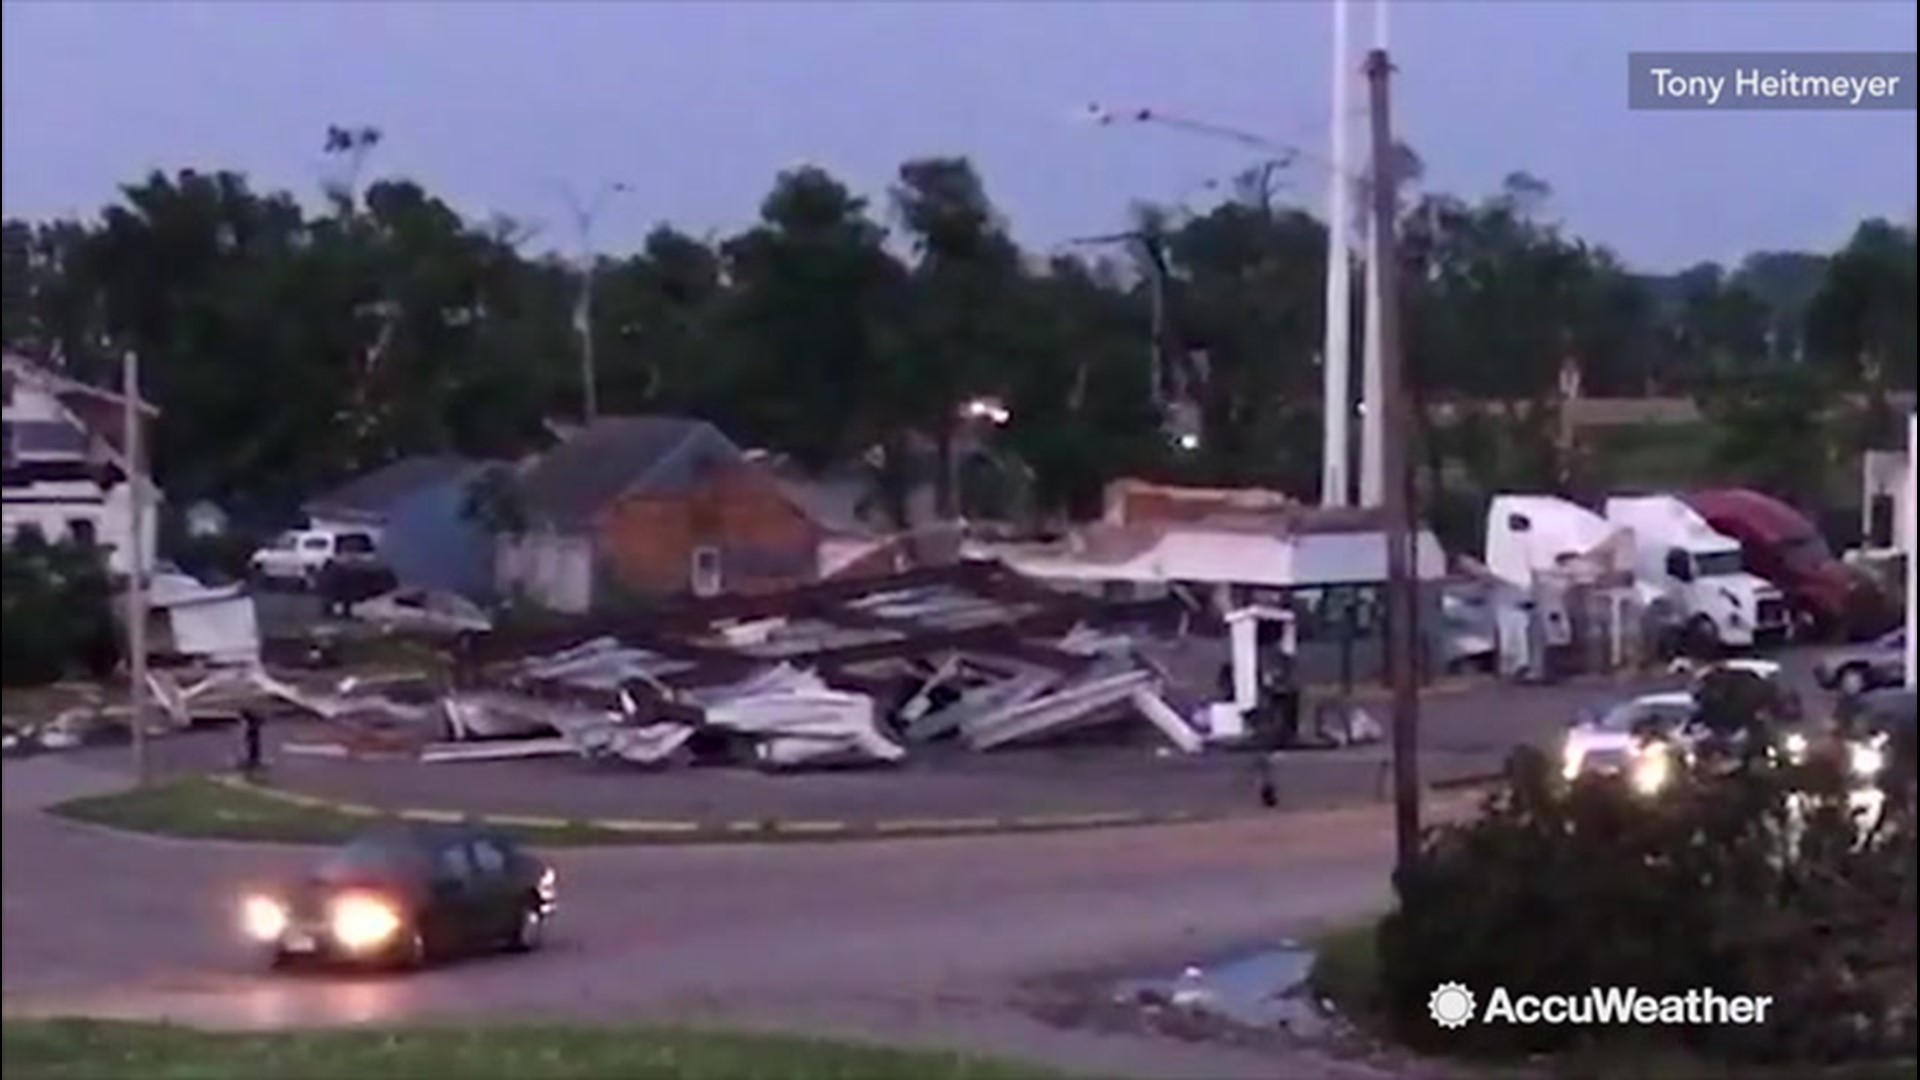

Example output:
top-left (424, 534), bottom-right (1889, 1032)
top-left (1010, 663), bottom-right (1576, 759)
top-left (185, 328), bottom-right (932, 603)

top-left (1681, 488), bottom-right (1895, 642)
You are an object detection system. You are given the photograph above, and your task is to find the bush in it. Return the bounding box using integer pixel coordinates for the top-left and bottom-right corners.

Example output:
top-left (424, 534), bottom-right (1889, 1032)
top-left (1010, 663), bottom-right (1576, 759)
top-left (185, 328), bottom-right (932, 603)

top-left (1, 532), bottom-right (119, 687)
top-left (1376, 744), bottom-right (1916, 1065)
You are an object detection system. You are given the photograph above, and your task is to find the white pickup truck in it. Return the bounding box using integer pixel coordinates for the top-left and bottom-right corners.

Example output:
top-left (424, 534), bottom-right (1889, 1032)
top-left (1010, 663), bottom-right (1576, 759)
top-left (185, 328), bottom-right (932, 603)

top-left (248, 527), bottom-right (382, 587)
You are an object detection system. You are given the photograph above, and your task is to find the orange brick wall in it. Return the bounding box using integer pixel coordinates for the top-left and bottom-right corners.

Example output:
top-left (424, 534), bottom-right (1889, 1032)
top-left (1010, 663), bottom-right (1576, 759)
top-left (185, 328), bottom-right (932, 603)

top-left (595, 461), bottom-right (822, 597)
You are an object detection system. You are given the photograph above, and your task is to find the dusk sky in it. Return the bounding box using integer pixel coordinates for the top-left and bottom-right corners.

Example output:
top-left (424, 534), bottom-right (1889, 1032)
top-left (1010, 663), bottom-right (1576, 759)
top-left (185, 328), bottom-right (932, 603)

top-left (3, 0), bottom-right (1914, 272)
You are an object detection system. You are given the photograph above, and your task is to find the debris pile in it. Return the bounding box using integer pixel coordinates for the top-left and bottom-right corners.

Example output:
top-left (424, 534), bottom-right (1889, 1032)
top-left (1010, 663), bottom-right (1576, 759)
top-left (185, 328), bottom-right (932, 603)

top-left (375, 563), bottom-right (1207, 770)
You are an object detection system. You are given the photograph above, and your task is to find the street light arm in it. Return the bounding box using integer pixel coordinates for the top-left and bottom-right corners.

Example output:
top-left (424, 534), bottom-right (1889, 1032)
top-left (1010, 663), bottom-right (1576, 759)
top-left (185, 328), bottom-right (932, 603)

top-left (1082, 101), bottom-right (1356, 181)
top-left (1085, 102), bottom-right (1297, 156)
top-left (548, 179), bottom-right (632, 257)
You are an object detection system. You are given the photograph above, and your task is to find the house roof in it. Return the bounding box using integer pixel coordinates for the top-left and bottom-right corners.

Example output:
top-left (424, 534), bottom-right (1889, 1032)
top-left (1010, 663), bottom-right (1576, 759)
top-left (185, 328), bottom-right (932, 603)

top-left (3, 352), bottom-right (159, 417)
top-left (306, 456), bottom-right (484, 519)
top-left (762, 459), bottom-right (938, 537)
top-left (517, 416), bottom-right (744, 528)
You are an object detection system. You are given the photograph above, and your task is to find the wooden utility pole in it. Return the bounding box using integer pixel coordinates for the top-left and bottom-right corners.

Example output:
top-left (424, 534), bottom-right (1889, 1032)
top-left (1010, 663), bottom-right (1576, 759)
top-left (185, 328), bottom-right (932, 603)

top-left (1365, 47), bottom-right (1420, 870)
top-left (122, 349), bottom-right (149, 784)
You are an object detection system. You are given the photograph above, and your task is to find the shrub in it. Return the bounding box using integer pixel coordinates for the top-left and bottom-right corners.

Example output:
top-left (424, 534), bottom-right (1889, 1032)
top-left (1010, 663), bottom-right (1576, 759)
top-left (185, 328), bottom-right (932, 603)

top-left (1377, 744), bottom-right (1916, 1065)
top-left (1, 532), bottom-right (119, 687)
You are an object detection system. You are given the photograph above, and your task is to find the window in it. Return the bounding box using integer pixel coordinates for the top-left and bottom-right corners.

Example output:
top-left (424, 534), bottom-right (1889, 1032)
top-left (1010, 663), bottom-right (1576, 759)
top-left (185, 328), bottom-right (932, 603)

top-left (1693, 550), bottom-right (1745, 578)
top-left (66, 518), bottom-right (97, 547)
top-left (469, 839), bottom-right (507, 875)
top-left (437, 842), bottom-right (473, 882)
top-left (1508, 513), bottom-right (1532, 533)
top-left (1597, 699), bottom-right (1694, 734)
top-left (1868, 494), bottom-right (1896, 549)
top-left (1664, 549), bottom-right (1694, 582)
top-left (1780, 534), bottom-right (1833, 571)
top-left (299, 535), bottom-right (331, 553)
top-left (335, 532), bottom-right (376, 555)
top-left (691, 546), bottom-right (723, 597)
top-left (315, 832), bottom-right (431, 882)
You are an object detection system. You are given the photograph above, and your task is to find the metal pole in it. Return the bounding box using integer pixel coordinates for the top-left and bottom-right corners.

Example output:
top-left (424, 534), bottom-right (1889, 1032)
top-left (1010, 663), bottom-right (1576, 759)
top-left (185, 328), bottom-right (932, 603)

top-left (563, 181), bottom-right (626, 425)
top-left (1905, 410), bottom-right (1916, 689)
top-left (1358, 0), bottom-right (1390, 508)
top-left (569, 195), bottom-right (600, 425)
top-left (122, 349), bottom-right (149, 784)
top-left (1320, 0), bottom-right (1354, 508)
top-left (579, 270), bottom-right (598, 423)
top-left (1365, 46), bottom-right (1419, 871)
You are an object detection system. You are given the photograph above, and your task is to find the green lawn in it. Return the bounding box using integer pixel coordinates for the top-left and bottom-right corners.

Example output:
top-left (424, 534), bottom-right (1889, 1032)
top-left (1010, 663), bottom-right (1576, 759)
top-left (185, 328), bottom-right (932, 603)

top-left (0, 1019), bottom-right (1069, 1080)
top-left (47, 776), bottom-right (633, 847)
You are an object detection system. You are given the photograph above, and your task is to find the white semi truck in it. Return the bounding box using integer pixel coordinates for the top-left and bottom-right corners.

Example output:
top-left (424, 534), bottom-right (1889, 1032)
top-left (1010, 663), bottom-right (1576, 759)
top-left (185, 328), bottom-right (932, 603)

top-left (1604, 494), bottom-right (1790, 650)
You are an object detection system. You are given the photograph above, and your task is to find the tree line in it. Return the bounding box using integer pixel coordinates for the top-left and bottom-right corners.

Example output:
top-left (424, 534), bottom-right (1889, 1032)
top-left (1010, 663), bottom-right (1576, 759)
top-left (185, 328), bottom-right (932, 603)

top-left (2, 134), bottom-right (1913, 532)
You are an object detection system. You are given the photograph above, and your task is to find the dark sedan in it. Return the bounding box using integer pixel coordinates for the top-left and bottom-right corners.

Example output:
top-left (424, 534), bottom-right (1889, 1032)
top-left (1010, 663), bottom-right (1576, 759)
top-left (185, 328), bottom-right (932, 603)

top-left (239, 823), bottom-right (557, 970)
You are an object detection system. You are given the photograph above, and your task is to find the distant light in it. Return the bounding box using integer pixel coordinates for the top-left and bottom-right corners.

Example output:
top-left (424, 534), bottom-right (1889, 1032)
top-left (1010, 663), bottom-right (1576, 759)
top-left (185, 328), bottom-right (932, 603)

top-left (960, 397), bottom-right (1012, 426)
top-left (1176, 432), bottom-right (1201, 452)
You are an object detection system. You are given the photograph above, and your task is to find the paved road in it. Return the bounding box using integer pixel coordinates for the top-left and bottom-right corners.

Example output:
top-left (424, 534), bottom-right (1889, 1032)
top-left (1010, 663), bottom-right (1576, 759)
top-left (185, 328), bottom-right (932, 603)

top-left (1, 755), bottom-right (1473, 1079)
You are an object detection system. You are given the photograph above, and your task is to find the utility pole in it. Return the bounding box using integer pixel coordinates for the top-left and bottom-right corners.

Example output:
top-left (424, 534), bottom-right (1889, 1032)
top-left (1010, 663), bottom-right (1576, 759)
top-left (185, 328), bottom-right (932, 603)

top-left (559, 180), bottom-right (630, 424)
top-left (1358, 0), bottom-right (1391, 508)
top-left (1904, 410), bottom-right (1916, 690)
top-left (1319, 0), bottom-right (1354, 508)
top-left (1365, 46), bottom-right (1420, 871)
top-left (121, 349), bottom-right (149, 785)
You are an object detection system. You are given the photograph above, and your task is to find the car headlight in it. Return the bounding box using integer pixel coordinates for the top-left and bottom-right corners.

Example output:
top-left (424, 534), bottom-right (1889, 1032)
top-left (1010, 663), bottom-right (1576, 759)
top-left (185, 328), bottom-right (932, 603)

top-left (1561, 743), bottom-right (1585, 781)
top-left (240, 895), bottom-right (288, 942)
top-left (329, 893), bottom-right (403, 952)
top-left (1848, 738), bottom-right (1887, 779)
top-left (1630, 744), bottom-right (1673, 796)
top-left (538, 866), bottom-right (557, 901)
top-left (1784, 732), bottom-right (1809, 764)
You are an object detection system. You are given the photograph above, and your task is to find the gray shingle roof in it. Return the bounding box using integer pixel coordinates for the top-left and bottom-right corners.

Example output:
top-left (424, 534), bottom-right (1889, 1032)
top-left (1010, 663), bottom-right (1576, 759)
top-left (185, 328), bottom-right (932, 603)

top-left (306, 456), bottom-right (483, 519)
top-left (516, 416), bottom-right (743, 529)
top-left (772, 469), bottom-right (937, 536)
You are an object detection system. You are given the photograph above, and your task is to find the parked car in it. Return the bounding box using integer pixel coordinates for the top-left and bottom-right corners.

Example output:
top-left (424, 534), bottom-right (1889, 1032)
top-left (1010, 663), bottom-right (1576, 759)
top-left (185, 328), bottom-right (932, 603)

top-left (248, 527), bottom-right (384, 588)
top-left (353, 588), bottom-right (494, 636)
top-left (1813, 629), bottom-right (1908, 697)
top-left (1693, 657), bottom-right (1803, 721)
top-left (239, 823), bottom-right (556, 970)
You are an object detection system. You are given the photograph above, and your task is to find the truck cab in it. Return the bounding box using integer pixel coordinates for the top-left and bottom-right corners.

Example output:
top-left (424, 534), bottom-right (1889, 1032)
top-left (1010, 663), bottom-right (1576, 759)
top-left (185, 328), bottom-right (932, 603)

top-left (1682, 489), bottom-right (1892, 642)
top-left (1604, 495), bottom-right (1788, 650)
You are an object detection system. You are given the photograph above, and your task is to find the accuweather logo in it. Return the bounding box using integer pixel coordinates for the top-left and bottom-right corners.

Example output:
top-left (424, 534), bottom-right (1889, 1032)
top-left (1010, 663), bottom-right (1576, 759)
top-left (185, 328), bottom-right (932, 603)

top-left (1427, 982), bottom-right (1774, 1028)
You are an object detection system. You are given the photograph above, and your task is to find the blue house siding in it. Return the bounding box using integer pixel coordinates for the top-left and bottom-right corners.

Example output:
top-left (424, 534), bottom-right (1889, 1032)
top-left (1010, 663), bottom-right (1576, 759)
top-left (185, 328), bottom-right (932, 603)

top-left (379, 471), bottom-right (495, 601)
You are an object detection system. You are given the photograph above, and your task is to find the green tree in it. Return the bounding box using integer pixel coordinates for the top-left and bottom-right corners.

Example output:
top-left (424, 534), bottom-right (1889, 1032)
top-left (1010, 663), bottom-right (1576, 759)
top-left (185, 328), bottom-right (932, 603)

top-left (720, 166), bottom-right (908, 480)
top-left (889, 156), bottom-right (1024, 518)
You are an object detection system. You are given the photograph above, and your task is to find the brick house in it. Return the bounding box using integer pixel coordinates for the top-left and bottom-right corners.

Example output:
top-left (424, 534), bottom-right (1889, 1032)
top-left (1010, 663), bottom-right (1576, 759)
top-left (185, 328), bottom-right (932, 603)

top-left (495, 416), bottom-right (824, 613)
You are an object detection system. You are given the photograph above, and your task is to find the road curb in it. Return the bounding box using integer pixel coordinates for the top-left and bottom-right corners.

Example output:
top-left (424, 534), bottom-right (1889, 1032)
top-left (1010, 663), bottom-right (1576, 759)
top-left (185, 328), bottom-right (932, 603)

top-left (205, 771), bottom-right (1504, 846)
top-left (206, 773), bottom-right (1232, 843)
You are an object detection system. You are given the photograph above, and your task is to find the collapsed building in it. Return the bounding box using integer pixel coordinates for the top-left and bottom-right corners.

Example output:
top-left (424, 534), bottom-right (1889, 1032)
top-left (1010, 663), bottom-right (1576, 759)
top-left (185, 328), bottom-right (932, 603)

top-left (282, 562), bottom-right (1242, 768)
